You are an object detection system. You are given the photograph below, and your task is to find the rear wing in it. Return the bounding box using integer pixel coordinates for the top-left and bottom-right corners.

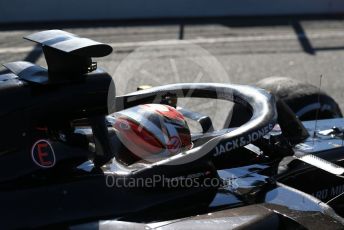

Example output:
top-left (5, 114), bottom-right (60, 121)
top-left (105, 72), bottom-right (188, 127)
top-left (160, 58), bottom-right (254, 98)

top-left (3, 30), bottom-right (113, 84)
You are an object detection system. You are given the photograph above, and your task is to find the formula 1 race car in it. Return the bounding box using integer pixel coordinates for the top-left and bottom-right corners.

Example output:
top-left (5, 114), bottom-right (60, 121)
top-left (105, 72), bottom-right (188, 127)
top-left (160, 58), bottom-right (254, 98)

top-left (1, 30), bottom-right (344, 229)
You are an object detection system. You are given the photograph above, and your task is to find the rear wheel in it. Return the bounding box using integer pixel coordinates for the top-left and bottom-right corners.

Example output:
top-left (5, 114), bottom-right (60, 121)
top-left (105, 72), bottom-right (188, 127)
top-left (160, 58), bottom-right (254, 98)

top-left (226, 77), bottom-right (342, 127)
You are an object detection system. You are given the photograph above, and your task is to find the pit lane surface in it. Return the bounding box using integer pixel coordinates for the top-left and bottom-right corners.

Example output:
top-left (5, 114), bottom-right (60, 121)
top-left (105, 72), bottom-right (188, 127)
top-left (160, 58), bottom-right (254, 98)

top-left (1, 17), bottom-right (344, 128)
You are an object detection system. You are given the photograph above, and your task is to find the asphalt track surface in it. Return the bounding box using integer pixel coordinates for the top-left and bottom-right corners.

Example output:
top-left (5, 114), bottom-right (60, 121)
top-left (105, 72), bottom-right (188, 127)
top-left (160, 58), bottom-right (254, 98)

top-left (1, 16), bottom-right (344, 129)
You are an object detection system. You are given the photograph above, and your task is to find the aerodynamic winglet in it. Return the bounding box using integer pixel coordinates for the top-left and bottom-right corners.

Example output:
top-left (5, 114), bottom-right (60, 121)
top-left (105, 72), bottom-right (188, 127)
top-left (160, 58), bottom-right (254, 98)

top-left (3, 61), bottom-right (49, 84)
top-left (24, 30), bottom-right (112, 57)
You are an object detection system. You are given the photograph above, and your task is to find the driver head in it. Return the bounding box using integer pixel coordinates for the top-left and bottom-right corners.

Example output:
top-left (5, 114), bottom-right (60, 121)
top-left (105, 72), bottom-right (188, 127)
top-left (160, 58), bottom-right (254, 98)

top-left (110, 104), bottom-right (192, 165)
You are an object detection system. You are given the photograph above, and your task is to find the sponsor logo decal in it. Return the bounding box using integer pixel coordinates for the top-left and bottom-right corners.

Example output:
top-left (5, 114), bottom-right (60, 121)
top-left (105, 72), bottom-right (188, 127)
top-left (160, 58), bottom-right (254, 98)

top-left (214, 123), bottom-right (274, 156)
top-left (167, 136), bottom-right (182, 154)
top-left (312, 184), bottom-right (344, 200)
top-left (119, 120), bottom-right (131, 130)
top-left (31, 139), bottom-right (56, 168)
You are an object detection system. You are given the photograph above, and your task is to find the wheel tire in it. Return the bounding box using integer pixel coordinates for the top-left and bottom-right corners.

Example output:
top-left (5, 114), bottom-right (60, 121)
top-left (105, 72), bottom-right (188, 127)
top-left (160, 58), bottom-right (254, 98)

top-left (226, 77), bottom-right (342, 127)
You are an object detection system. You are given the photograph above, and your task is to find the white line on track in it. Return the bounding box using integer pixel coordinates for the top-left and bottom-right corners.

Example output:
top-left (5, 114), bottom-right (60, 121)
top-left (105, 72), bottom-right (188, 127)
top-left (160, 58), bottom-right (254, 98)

top-left (1, 30), bottom-right (344, 54)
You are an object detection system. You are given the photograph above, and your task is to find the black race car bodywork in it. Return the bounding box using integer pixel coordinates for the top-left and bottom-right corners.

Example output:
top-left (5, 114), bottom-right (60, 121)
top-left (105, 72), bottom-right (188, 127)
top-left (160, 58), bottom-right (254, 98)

top-left (1, 30), bottom-right (344, 229)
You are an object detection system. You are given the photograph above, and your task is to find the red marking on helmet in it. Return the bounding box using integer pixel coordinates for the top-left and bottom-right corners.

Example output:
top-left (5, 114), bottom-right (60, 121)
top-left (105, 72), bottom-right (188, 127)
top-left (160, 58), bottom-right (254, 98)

top-left (114, 118), bottom-right (164, 155)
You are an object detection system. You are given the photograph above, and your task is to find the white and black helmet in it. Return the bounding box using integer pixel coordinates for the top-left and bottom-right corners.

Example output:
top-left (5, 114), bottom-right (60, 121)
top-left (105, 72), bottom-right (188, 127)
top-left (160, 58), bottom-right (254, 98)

top-left (109, 104), bottom-right (192, 164)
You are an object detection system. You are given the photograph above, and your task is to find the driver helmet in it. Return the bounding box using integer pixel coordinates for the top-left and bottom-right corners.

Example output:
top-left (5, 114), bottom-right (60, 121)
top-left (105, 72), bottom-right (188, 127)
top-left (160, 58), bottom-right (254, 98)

top-left (110, 104), bottom-right (192, 164)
